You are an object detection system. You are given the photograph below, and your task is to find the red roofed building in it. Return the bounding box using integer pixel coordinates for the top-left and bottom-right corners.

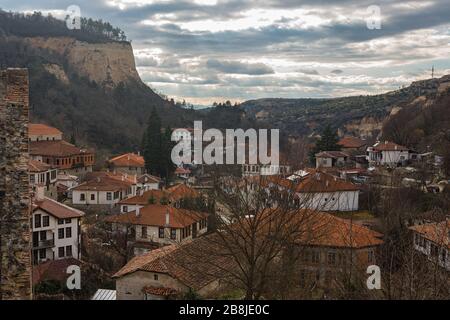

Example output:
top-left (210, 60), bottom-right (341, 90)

top-left (315, 151), bottom-right (349, 168)
top-left (112, 235), bottom-right (229, 300)
top-left (105, 204), bottom-right (208, 254)
top-left (29, 123), bottom-right (63, 142)
top-left (29, 140), bottom-right (95, 178)
top-left (367, 141), bottom-right (417, 166)
top-left (410, 220), bottom-right (450, 271)
top-left (29, 159), bottom-right (58, 200)
top-left (108, 153), bottom-right (145, 175)
top-left (32, 195), bottom-right (84, 265)
top-left (338, 136), bottom-right (367, 152)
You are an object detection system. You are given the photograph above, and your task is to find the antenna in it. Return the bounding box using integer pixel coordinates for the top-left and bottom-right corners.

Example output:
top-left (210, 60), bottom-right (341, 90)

top-left (431, 65), bottom-right (434, 79)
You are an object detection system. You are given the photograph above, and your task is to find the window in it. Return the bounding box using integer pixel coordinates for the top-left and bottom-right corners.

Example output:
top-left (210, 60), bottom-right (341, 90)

top-left (34, 214), bottom-right (41, 228)
top-left (30, 175), bottom-right (35, 184)
top-left (142, 226), bottom-right (147, 238)
top-left (170, 228), bottom-right (177, 240)
top-left (66, 246), bottom-right (73, 257)
top-left (123, 206), bottom-right (128, 213)
top-left (312, 251), bottom-right (320, 264)
top-left (106, 192), bottom-right (112, 201)
top-left (40, 231), bottom-right (47, 241)
top-left (58, 247), bottom-right (65, 258)
top-left (42, 216), bottom-right (50, 227)
top-left (91, 194), bottom-right (95, 201)
top-left (153, 274), bottom-right (158, 281)
top-left (58, 228), bottom-right (64, 239)
top-left (65, 218), bottom-right (71, 224)
top-left (80, 194), bottom-right (85, 201)
top-left (39, 249), bottom-right (46, 260)
top-left (327, 252), bottom-right (336, 266)
top-left (368, 250), bottom-right (375, 264)
top-left (158, 227), bottom-right (165, 238)
top-left (58, 219), bottom-right (64, 225)
top-left (66, 227), bottom-right (72, 238)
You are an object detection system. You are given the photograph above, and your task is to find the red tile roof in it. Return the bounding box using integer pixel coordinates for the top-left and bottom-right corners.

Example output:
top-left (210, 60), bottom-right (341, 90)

top-left (113, 235), bottom-right (232, 291)
top-left (119, 184), bottom-right (199, 205)
top-left (29, 123), bottom-right (62, 137)
top-left (373, 141), bottom-right (409, 152)
top-left (28, 159), bottom-right (52, 172)
top-left (338, 136), bottom-right (366, 149)
top-left (104, 204), bottom-right (208, 228)
top-left (73, 175), bottom-right (133, 192)
top-left (166, 184), bottom-right (199, 199)
top-left (272, 170), bottom-right (360, 193)
top-left (30, 140), bottom-right (93, 157)
top-left (137, 174), bottom-right (161, 184)
top-left (108, 153), bottom-right (145, 168)
top-left (33, 197), bottom-right (84, 219)
top-left (409, 220), bottom-right (450, 249)
top-left (175, 167), bottom-right (191, 175)
top-left (315, 151), bottom-right (349, 158)
top-left (32, 258), bottom-right (81, 285)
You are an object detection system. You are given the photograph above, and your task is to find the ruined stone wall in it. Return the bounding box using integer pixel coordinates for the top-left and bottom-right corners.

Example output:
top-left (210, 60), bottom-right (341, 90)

top-left (0, 68), bottom-right (31, 300)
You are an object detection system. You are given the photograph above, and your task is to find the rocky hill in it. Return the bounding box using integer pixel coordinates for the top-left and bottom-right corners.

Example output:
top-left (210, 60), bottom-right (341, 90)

top-left (240, 75), bottom-right (450, 149)
top-left (0, 11), bottom-right (199, 158)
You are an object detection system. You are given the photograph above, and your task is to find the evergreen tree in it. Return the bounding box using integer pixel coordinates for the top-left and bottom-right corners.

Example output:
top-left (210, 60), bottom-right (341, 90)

top-left (309, 125), bottom-right (341, 164)
top-left (161, 126), bottom-right (176, 182)
top-left (142, 108), bottom-right (163, 175)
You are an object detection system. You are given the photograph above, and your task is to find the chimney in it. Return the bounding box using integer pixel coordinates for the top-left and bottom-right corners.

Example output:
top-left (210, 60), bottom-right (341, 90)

top-left (138, 151), bottom-right (140, 156)
top-left (97, 177), bottom-right (101, 183)
top-left (165, 209), bottom-right (170, 226)
top-left (136, 206), bottom-right (140, 217)
top-left (34, 185), bottom-right (45, 201)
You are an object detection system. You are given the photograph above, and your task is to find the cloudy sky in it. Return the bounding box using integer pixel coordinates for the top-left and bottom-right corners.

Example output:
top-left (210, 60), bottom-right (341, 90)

top-left (2, 0), bottom-right (450, 105)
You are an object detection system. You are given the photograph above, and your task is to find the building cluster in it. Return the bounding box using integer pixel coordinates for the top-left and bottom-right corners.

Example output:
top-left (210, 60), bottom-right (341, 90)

top-left (1, 69), bottom-right (448, 300)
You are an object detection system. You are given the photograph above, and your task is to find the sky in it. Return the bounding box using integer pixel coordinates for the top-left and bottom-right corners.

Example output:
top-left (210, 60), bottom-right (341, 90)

top-left (2, 0), bottom-right (450, 105)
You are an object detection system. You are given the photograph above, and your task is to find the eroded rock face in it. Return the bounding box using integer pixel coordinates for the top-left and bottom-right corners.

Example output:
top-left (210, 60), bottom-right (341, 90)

top-left (344, 116), bottom-right (383, 140)
top-left (22, 37), bottom-right (141, 87)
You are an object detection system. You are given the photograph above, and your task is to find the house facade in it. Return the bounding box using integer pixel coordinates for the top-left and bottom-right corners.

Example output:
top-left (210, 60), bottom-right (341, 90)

top-left (29, 123), bottom-right (63, 142)
top-left (315, 151), bottom-right (349, 168)
top-left (367, 141), bottom-right (416, 166)
top-left (105, 204), bottom-right (208, 255)
top-left (32, 192), bottom-right (84, 265)
top-left (108, 153), bottom-right (145, 176)
top-left (29, 140), bottom-right (95, 178)
top-left (71, 172), bottom-right (136, 207)
top-left (29, 159), bottom-right (58, 200)
top-left (409, 220), bottom-right (450, 271)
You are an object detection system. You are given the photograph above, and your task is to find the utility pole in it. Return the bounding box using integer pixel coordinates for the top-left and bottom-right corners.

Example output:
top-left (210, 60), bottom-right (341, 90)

top-left (431, 65), bottom-right (434, 79)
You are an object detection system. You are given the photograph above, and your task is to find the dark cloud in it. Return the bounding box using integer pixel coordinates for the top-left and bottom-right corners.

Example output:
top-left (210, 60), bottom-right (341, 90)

top-left (298, 69), bottom-right (319, 75)
top-left (331, 69), bottom-right (343, 74)
top-left (206, 59), bottom-right (274, 75)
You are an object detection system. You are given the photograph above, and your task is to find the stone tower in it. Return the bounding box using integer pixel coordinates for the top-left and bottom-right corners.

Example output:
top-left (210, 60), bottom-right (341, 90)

top-left (0, 68), bottom-right (32, 299)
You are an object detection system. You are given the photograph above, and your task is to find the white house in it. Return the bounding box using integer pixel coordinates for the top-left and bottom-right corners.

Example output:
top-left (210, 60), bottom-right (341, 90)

top-left (32, 189), bottom-right (84, 265)
top-left (242, 164), bottom-right (291, 177)
top-left (29, 159), bottom-right (58, 200)
top-left (261, 170), bottom-right (360, 211)
top-left (315, 151), bottom-right (349, 168)
top-left (367, 141), bottom-right (416, 166)
top-left (136, 174), bottom-right (161, 194)
top-left (107, 153), bottom-right (145, 176)
top-left (71, 172), bottom-right (137, 207)
top-left (410, 220), bottom-right (450, 271)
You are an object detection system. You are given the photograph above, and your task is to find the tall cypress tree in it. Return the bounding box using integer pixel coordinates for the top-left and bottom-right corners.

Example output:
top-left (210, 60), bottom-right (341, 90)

top-left (161, 126), bottom-right (176, 181)
top-left (143, 108), bottom-right (163, 175)
top-left (309, 125), bottom-right (341, 164)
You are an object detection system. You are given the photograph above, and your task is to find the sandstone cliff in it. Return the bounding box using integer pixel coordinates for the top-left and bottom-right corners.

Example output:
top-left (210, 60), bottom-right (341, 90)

top-left (20, 36), bottom-right (141, 87)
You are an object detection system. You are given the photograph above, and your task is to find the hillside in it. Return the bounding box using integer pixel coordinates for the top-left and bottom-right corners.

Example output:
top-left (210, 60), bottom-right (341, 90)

top-left (0, 11), bottom-right (199, 157)
top-left (240, 75), bottom-right (450, 146)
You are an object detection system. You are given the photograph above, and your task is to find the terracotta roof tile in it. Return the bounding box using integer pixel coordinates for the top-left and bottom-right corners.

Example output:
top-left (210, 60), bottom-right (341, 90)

top-left (142, 286), bottom-right (179, 296)
top-left (104, 204), bottom-right (208, 228)
top-left (338, 136), bottom-right (366, 149)
top-left (30, 140), bottom-right (93, 157)
top-left (33, 197), bottom-right (84, 219)
top-left (315, 151), bottom-right (349, 158)
top-left (409, 220), bottom-right (450, 249)
top-left (28, 159), bottom-right (53, 172)
top-left (108, 153), bottom-right (145, 168)
top-left (373, 141), bottom-right (409, 152)
top-left (29, 123), bottom-right (62, 137)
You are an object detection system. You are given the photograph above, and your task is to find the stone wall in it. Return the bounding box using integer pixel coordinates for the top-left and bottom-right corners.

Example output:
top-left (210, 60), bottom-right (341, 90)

top-left (0, 68), bottom-right (32, 300)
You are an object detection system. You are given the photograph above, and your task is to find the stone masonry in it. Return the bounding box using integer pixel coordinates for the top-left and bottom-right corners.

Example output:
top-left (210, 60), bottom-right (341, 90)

top-left (0, 68), bottom-right (31, 299)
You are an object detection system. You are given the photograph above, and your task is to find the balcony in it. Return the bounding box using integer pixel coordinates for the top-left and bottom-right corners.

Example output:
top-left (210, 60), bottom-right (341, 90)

top-left (33, 238), bottom-right (55, 249)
